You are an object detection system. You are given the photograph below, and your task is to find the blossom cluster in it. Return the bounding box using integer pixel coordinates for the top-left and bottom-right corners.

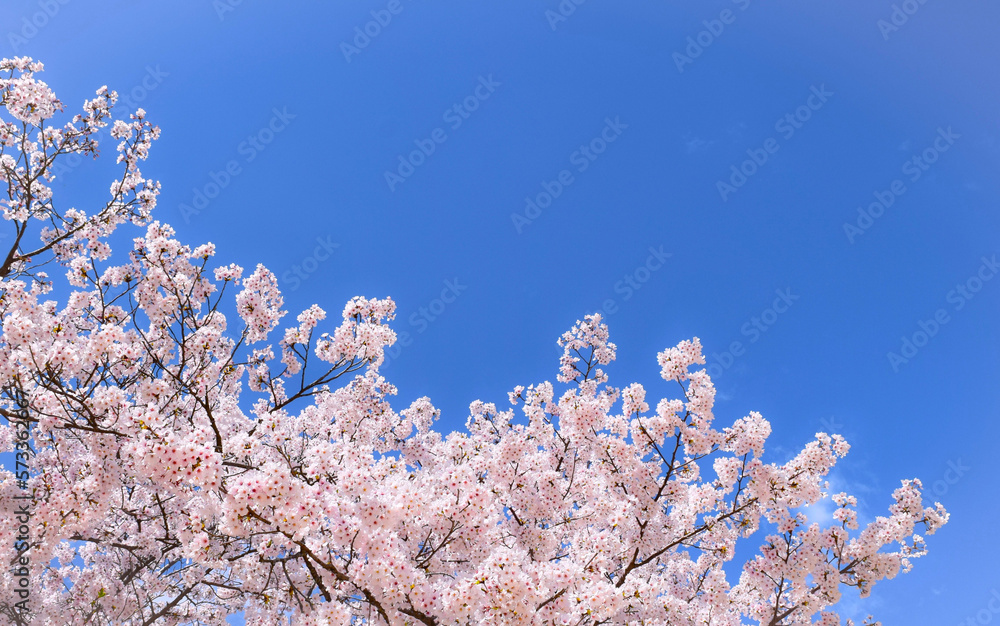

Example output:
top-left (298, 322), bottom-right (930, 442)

top-left (0, 58), bottom-right (948, 626)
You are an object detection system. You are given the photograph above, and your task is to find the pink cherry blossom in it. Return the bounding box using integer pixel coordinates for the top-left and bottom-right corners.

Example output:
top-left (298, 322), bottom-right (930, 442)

top-left (0, 58), bottom-right (948, 626)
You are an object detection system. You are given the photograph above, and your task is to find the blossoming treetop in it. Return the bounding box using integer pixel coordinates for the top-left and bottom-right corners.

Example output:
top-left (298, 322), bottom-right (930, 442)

top-left (0, 58), bottom-right (947, 625)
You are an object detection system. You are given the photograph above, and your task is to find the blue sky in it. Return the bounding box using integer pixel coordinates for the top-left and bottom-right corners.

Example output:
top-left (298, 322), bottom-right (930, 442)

top-left (1, 0), bottom-right (998, 623)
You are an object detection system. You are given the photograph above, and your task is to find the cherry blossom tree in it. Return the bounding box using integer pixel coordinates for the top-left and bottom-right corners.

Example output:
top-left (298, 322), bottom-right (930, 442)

top-left (0, 58), bottom-right (948, 626)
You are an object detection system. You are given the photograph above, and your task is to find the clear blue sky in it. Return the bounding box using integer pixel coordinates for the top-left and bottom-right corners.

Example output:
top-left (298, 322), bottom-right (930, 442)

top-left (2, 0), bottom-right (998, 623)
